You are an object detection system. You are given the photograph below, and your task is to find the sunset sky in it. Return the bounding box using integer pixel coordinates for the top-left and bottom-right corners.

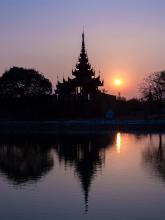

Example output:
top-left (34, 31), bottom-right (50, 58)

top-left (1, 0), bottom-right (165, 98)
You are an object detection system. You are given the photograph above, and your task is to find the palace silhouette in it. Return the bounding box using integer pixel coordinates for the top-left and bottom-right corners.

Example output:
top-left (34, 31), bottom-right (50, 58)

top-left (0, 33), bottom-right (120, 120)
top-left (56, 32), bottom-right (103, 97)
top-left (54, 32), bottom-right (116, 118)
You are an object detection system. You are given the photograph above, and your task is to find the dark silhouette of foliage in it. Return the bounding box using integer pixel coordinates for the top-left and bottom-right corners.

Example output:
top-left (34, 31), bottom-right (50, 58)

top-left (140, 71), bottom-right (165, 103)
top-left (0, 67), bottom-right (52, 98)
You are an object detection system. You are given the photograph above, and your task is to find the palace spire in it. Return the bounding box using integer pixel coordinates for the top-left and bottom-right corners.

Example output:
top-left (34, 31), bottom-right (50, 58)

top-left (56, 32), bottom-right (103, 96)
top-left (82, 31), bottom-right (86, 53)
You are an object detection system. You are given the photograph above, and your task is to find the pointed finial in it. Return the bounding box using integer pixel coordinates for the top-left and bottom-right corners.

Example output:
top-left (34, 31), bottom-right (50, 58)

top-left (82, 28), bottom-right (85, 51)
top-left (82, 33), bottom-right (85, 43)
top-left (83, 25), bottom-right (85, 37)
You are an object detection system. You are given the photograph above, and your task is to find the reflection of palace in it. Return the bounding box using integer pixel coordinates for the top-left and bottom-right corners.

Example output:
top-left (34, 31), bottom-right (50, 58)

top-left (143, 134), bottom-right (165, 181)
top-left (0, 132), bottom-right (116, 211)
top-left (53, 133), bottom-right (116, 211)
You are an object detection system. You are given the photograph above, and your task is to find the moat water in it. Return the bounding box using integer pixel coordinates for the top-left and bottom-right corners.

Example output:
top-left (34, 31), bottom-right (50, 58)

top-left (0, 131), bottom-right (165, 220)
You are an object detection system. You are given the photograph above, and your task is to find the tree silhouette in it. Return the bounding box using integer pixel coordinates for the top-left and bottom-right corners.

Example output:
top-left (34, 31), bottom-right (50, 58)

top-left (0, 132), bottom-right (115, 211)
top-left (0, 67), bottom-right (52, 98)
top-left (140, 71), bottom-right (165, 103)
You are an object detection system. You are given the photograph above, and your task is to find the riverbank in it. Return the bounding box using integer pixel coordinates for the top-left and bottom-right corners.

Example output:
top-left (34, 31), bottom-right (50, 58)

top-left (0, 120), bottom-right (165, 133)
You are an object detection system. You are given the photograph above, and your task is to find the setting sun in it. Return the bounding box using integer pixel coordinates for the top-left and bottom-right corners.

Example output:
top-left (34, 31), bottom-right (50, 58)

top-left (114, 79), bottom-right (122, 86)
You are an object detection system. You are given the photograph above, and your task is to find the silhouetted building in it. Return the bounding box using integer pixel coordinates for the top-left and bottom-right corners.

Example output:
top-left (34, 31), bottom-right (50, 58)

top-left (56, 32), bottom-right (103, 100)
top-left (54, 33), bottom-right (116, 118)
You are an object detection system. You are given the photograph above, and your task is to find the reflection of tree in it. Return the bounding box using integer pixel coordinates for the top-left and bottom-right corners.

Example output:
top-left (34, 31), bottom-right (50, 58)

top-left (53, 133), bottom-right (115, 212)
top-left (0, 132), bottom-right (115, 212)
top-left (143, 134), bottom-right (165, 181)
top-left (0, 138), bottom-right (53, 185)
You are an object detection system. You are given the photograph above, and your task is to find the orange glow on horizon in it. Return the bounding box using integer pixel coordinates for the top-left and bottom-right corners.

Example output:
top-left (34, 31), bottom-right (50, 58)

top-left (104, 70), bottom-right (134, 97)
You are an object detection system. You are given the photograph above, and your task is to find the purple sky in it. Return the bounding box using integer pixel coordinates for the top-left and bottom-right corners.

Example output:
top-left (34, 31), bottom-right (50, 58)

top-left (1, 0), bottom-right (165, 98)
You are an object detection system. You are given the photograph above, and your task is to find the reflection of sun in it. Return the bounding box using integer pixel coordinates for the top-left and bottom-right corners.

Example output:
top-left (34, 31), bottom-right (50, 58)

top-left (114, 79), bottom-right (122, 86)
top-left (116, 133), bottom-right (121, 153)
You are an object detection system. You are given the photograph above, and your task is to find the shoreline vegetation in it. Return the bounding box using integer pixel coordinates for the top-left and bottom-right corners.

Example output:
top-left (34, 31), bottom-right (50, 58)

top-left (0, 67), bottom-right (164, 122)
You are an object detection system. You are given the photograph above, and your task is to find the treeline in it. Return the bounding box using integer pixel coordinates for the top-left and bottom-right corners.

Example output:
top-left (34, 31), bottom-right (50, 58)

top-left (0, 67), bottom-right (110, 120)
top-left (0, 66), bottom-right (164, 120)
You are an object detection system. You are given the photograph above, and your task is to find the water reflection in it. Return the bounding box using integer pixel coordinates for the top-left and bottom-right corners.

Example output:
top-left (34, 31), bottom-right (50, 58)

top-left (53, 133), bottom-right (115, 211)
top-left (0, 137), bottom-right (54, 185)
top-left (1, 132), bottom-right (165, 219)
top-left (143, 134), bottom-right (165, 182)
top-left (116, 132), bottom-right (121, 154)
top-left (0, 132), bottom-right (115, 211)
